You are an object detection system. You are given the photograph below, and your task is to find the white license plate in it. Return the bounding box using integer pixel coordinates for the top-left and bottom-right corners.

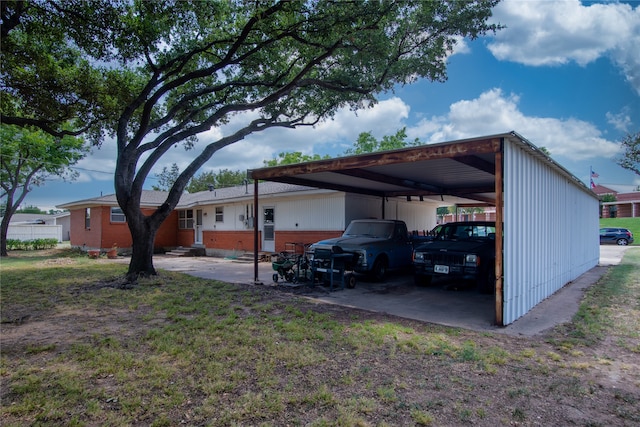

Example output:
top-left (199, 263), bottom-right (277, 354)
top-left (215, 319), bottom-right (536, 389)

top-left (434, 265), bottom-right (449, 274)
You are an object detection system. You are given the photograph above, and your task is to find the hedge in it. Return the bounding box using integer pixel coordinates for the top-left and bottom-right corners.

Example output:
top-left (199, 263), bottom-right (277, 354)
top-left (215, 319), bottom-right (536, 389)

top-left (5, 238), bottom-right (60, 250)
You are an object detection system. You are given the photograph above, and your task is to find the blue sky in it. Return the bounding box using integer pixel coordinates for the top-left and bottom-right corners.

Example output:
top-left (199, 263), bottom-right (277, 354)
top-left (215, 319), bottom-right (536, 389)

top-left (23, 0), bottom-right (640, 211)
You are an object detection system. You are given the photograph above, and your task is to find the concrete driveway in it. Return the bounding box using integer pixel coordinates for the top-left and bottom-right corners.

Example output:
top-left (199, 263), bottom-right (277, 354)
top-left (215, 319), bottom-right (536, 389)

top-left (146, 245), bottom-right (634, 336)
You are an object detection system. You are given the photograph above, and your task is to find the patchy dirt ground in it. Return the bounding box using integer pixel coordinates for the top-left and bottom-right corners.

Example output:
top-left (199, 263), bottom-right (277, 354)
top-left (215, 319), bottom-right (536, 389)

top-left (2, 253), bottom-right (640, 426)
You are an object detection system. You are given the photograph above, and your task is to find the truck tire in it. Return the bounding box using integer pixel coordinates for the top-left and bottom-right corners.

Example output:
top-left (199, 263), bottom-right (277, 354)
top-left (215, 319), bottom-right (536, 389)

top-left (371, 257), bottom-right (388, 282)
top-left (345, 273), bottom-right (356, 288)
top-left (478, 268), bottom-right (495, 294)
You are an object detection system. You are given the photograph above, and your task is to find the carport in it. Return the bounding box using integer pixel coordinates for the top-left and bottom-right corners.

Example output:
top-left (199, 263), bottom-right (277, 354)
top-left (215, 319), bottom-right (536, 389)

top-left (249, 131), bottom-right (600, 326)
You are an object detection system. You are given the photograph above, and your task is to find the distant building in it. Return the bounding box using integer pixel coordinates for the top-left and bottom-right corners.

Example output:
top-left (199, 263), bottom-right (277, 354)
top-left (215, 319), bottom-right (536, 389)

top-left (592, 184), bottom-right (640, 218)
top-left (1, 213), bottom-right (68, 242)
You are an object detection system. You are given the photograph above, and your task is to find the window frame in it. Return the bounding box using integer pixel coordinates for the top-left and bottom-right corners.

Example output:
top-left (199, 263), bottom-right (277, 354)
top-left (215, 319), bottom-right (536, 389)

top-left (110, 207), bottom-right (126, 223)
top-left (84, 208), bottom-right (91, 229)
top-left (215, 206), bottom-right (224, 223)
top-left (179, 210), bottom-right (194, 229)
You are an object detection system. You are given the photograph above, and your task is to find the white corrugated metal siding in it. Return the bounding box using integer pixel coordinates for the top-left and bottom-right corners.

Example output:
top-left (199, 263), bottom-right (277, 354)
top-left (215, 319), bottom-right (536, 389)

top-left (345, 194), bottom-right (383, 223)
top-left (389, 198), bottom-right (438, 232)
top-left (275, 193), bottom-right (346, 230)
top-left (503, 140), bottom-right (599, 325)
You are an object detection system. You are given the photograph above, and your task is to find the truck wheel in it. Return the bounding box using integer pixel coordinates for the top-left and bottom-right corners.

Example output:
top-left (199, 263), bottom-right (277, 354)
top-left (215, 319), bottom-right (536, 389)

top-left (345, 273), bottom-right (356, 288)
top-left (478, 269), bottom-right (495, 294)
top-left (371, 257), bottom-right (388, 282)
top-left (414, 274), bottom-right (432, 286)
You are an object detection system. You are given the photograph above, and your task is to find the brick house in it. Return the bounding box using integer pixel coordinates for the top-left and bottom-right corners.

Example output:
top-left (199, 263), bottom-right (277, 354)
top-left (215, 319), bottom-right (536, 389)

top-left (58, 182), bottom-right (438, 255)
top-left (58, 191), bottom-right (179, 251)
top-left (592, 184), bottom-right (640, 218)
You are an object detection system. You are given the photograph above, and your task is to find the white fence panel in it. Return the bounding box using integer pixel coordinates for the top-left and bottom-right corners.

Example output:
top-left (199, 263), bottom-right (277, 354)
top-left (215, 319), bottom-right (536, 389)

top-left (6, 225), bottom-right (63, 242)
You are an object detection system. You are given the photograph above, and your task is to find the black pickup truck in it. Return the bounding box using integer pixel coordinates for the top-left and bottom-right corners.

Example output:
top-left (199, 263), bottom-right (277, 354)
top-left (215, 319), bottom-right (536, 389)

top-left (412, 221), bottom-right (496, 293)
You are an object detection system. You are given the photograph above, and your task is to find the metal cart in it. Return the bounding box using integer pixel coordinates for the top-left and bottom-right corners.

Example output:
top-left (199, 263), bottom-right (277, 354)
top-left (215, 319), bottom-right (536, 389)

top-left (310, 245), bottom-right (357, 291)
top-left (272, 242), bottom-right (312, 284)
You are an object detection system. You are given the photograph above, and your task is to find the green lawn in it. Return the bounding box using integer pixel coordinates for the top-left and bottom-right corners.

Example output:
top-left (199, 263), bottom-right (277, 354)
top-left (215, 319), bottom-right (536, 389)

top-left (600, 217), bottom-right (640, 245)
top-left (1, 248), bottom-right (639, 426)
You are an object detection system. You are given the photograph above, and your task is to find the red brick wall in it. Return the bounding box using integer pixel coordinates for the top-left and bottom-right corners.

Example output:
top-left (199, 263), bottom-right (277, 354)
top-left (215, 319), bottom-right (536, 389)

top-left (198, 230), bottom-right (342, 253)
top-left (177, 229), bottom-right (194, 247)
top-left (70, 207), bottom-right (102, 248)
top-left (618, 205), bottom-right (632, 218)
top-left (599, 203), bottom-right (640, 218)
top-left (101, 208), bottom-right (131, 249)
top-left (154, 210), bottom-right (179, 247)
top-left (274, 230), bottom-right (342, 253)
top-left (203, 230), bottom-right (258, 252)
top-left (70, 206), bottom-right (180, 249)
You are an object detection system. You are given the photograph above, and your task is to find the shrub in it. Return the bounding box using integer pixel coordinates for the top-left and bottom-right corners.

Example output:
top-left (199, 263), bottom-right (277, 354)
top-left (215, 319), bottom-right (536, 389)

top-left (5, 238), bottom-right (59, 251)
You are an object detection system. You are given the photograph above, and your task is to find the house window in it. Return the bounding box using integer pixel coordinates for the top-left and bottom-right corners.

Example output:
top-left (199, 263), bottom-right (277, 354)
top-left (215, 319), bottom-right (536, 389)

top-left (110, 207), bottom-right (126, 223)
top-left (215, 206), bottom-right (224, 222)
top-left (179, 210), bottom-right (194, 229)
top-left (84, 208), bottom-right (90, 229)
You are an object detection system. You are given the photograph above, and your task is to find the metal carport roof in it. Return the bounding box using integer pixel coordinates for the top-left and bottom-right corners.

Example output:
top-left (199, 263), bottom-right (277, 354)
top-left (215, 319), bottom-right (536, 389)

top-left (248, 131), bottom-right (594, 326)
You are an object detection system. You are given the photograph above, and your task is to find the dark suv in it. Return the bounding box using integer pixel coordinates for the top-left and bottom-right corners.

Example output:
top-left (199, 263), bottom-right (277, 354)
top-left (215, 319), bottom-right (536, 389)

top-left (413, 221), bottom-right (496, 293)
top-left (599, 228), bottom-right (634, 246)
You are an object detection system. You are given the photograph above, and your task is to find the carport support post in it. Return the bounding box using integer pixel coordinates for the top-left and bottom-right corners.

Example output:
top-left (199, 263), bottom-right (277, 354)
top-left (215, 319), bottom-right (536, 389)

top-left (253, 179), bottom-right (259, 283)
top-left (495, 146), bottom-right (504, 326)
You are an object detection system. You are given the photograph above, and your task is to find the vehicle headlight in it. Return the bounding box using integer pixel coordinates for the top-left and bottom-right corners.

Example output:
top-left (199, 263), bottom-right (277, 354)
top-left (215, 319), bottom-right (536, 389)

top-left (414, 252), bottom-right (424, 261)
top-left (465, 254), bottom-right (478, 265)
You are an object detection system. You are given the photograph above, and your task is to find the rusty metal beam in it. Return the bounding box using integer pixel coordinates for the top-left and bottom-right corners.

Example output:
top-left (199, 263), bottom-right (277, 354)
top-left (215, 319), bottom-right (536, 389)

top-left (268, 175), bottom-right (386, 197)
top-left (249, 138), bottom-right (502, 180)
top-left (336, 168), bottom-right (445, 193)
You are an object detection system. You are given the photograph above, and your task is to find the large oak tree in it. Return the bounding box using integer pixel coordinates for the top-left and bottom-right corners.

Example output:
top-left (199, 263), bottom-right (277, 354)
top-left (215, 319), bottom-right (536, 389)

top-left (1, 0), bottom-right (500, 280)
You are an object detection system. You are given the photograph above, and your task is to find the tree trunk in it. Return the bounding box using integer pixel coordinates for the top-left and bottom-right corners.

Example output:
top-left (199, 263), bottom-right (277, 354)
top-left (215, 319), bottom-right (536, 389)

top-left (0, 213), bottom-right (11, 257)
top-left (1, 183), bottom-right (30, 257)
top-left (126, 216), bottom-right (159, 281)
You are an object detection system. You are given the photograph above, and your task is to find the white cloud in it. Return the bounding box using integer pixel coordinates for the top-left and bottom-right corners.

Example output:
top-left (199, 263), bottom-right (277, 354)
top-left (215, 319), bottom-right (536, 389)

top-left (488, 0), bottom-right (640, 94)
top-left (450, 35), bottom-right (471, 56)
top-left (73, 97), bottom-right (412, 180)
top-left (606, 110), bottom-right (632, 133)
top-left (74, 144), bottom-right (117, 183)
top-left (407, 88), bottom-right (620, 160)
top-left (196, 97), bottom-right (411, 172)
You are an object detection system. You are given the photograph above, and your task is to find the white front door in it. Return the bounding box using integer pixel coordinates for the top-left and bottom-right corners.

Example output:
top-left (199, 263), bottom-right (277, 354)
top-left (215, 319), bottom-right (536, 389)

top-left (262, 207), bottom-right (275, 252)
top-left (195, 209), bottom-right (203, 244)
